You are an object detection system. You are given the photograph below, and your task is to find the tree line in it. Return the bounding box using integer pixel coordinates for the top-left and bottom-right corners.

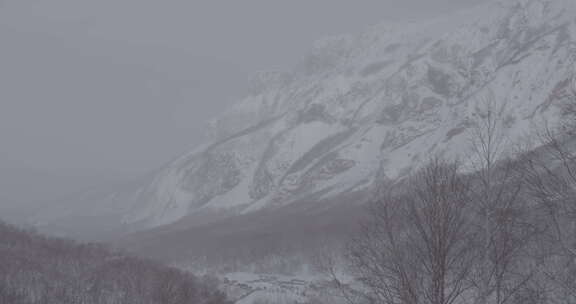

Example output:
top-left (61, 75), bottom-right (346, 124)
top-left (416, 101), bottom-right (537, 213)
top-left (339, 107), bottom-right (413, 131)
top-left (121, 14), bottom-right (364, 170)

top-left (0, 220), bottom-right (231, 304)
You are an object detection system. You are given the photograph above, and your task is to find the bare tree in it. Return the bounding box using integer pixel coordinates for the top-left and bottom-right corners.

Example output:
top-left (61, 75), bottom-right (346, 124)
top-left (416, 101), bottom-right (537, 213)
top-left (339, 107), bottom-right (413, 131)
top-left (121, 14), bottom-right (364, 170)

top-left (468, 94), bottom-right (540, 304)
top-left (523, 85), bottom-right (576, 302)
top-left (345, 159), bottom-right (476, 304)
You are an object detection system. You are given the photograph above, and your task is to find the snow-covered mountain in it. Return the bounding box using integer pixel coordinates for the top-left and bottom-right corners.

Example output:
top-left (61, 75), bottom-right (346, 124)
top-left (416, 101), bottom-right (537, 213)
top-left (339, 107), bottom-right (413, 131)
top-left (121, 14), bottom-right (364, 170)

top-left (124, 0), bottom-right (576, 229)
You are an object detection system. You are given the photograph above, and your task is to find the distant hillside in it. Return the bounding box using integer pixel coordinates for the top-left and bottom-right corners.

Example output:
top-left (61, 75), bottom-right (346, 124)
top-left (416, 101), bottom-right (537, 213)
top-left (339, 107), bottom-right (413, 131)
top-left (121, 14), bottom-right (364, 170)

top-left (0, 220), bottom-right (231, 304)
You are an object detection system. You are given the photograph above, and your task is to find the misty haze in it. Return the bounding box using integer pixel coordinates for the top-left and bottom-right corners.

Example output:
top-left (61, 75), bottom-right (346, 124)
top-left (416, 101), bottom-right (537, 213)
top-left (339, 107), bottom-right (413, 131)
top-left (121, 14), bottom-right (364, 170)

top-left (2, 0), bottom-right (576, 303)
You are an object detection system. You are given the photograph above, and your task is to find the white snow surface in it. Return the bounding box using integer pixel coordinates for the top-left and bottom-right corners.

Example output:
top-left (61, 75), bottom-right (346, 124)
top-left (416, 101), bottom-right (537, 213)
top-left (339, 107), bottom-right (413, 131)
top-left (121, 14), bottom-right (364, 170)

top-left (221, 272), bottom-right (348, 304)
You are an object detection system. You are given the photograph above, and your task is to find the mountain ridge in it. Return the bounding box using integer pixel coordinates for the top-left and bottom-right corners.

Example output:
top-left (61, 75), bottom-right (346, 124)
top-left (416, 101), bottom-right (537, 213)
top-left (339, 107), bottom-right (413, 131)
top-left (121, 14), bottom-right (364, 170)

top-left (123, 0), bottom-right (576, 230)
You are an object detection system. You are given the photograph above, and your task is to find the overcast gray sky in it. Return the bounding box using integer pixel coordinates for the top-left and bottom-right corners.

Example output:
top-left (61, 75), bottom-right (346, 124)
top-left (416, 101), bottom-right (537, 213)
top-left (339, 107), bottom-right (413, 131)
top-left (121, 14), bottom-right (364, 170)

top-left (0, 0), bottom-right (482, 177)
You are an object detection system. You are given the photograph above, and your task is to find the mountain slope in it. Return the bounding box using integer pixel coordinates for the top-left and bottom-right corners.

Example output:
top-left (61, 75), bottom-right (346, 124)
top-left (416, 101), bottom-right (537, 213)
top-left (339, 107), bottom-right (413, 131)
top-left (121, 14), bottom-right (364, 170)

top-left (125, 0), bottom-right (576, 230)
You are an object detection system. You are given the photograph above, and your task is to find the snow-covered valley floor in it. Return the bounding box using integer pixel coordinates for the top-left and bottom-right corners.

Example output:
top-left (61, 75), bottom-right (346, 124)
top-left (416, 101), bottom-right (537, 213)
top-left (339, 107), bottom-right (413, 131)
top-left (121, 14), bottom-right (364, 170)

top-left (221, 272), bottom-right (345, 304)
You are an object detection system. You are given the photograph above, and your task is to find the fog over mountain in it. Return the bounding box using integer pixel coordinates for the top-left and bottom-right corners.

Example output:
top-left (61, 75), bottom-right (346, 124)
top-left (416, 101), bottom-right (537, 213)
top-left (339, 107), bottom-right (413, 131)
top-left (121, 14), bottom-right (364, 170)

top-left (0, 0), bottom-right (482, 175)
top-left (0, 0), bottom-right (482, 223)
top-left (6, 1), bottom-right (576, 303)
